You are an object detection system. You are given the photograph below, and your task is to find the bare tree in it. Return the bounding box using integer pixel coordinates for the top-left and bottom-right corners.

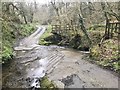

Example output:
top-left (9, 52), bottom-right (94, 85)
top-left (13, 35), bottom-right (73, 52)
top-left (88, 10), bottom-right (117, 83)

top-left (51, 0), bottom-right (62, 24)
top-left (78, 2), bottom-right (92, 45)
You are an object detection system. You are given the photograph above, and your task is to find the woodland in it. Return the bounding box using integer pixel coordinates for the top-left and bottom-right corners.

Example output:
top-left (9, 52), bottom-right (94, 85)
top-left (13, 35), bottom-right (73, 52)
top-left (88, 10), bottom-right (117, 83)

top-left (1, 1), bottom-right (120, 88)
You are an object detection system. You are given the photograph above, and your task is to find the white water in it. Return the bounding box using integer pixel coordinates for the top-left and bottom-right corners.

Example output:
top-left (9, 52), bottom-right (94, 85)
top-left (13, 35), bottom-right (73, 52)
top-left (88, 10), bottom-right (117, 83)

top-left (14, 26), bottom-right (64, 88)
top-left (14, 26), bottom-right (47, 88)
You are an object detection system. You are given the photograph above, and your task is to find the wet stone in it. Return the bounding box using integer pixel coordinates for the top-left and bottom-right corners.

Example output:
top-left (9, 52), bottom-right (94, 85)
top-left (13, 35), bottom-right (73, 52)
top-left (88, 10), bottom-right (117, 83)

top-left (61, 74), bottom-right (85, 88)
top-left (26, 77), bottom-right (41, 88)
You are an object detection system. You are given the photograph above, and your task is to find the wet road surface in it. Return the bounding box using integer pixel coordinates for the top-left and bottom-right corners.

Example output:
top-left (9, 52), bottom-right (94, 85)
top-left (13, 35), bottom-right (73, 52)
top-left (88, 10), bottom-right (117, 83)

top-left (2, 26), bottom-right (119, 89)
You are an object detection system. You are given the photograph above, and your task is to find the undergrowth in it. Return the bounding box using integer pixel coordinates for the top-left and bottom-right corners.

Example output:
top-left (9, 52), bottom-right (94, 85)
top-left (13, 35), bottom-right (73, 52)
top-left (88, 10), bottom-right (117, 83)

top-left (2, 22), bottom-right (36, 64)
top-left (90, 39), bottom-right (120, 72)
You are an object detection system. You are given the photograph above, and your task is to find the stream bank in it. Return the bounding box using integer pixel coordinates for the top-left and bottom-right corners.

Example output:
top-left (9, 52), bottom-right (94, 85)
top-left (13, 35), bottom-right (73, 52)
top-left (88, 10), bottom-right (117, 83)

top-left (2, 26), bottom-right (119, 89)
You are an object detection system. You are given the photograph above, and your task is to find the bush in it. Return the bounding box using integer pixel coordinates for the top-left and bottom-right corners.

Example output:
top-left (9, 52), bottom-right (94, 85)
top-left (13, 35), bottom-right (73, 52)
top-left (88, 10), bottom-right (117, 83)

top-left (2, 21), bottom-right (36, 64)
top-left (90, 39), bottom-right (120, 72)
top-left (89, 30), bottom-right (104, 45)
top-left (78, 30), bottom-right (104, 51)
top-left (90, 45), bottom-right (101, 60)
top-left (2, 46), bottom-right (13, 64)
top-left (2, 21), bottom-right (16, 64)
top-left (20, 23), bottom-right (36, 37)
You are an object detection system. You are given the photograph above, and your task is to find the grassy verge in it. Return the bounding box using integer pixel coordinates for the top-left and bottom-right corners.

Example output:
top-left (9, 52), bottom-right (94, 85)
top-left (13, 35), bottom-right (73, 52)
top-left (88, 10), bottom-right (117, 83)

top-left (90, 39), bottom-right (120, 73)
top-left (39, 25), bottom-right (53, 45)
top-left (20, 23), bottom-right (37, 37)
top-left (2, 22), bottom-right (36, 64)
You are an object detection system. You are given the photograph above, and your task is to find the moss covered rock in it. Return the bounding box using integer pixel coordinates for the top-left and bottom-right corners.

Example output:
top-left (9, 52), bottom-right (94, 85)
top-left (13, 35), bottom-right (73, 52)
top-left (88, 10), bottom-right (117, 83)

top-left (40, 76), bottom-right (57, 90)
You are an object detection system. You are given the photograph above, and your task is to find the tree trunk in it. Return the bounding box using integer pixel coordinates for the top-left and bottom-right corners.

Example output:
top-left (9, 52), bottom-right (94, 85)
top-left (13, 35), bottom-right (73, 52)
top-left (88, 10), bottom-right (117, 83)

top-left (101, 2), bottom-right (109, 39)
top-left (23, 14), bottom-right (27, 24)
top-left (78, 14), bottom-right (92, 45)
top-left (78, 3), bottom-right (92, 45)
top-left (51, 1), bottom-right (61, 24)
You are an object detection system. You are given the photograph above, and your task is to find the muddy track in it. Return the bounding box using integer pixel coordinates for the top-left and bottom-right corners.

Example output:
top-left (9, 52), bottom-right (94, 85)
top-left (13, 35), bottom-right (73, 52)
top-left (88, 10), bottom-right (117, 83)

top-left (2, 26), bottom-right (119, 89)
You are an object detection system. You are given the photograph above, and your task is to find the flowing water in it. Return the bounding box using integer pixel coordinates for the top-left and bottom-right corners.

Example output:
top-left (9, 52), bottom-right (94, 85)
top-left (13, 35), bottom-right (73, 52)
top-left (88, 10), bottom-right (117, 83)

top-left (2, 26), bottom-right (119, 89)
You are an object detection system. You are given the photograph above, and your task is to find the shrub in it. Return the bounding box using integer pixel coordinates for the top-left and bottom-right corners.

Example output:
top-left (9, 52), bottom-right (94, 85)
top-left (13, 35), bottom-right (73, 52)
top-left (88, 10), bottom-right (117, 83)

top-left (90, 39), bottom-right (120, 72)
top-left (78, 30), bottom-right (104, 51)
top-left (2, 22), bottom-right (36, 64)
top-left (20, 23), bottom-right (36, 37)
top-left (2, 46), bottom-right (13, 64)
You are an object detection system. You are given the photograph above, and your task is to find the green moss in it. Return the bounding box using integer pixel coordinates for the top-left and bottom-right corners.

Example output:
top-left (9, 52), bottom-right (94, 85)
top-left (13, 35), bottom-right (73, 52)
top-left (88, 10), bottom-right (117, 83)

top-left (39, 39), bottom-right (52, 45)
top-left (40, 76), bottom-right (57, 90)
top-left (69, 34), bottom-right (81, 49)
top-left (78, 34), bottom-right (89, 50)
top-left (39, 25), bottom-right (53, 45)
